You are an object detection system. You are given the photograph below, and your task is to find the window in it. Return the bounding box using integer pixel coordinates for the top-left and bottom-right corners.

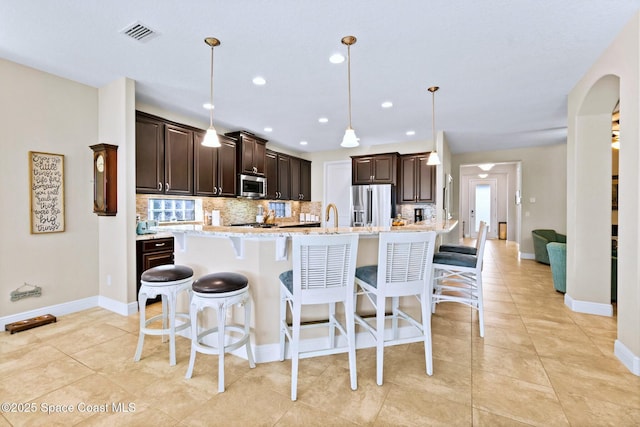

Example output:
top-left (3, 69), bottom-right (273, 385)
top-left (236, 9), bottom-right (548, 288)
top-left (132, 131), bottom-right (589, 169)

top-left (268, 201), bottom-right (291, 218)
top-left (148, 198), bottom-right (201, 222)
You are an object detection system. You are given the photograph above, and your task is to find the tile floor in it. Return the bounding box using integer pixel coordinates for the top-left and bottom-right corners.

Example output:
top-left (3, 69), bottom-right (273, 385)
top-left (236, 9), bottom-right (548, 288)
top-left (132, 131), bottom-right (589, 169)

top-left (1, 239), bottom-right (639, 426)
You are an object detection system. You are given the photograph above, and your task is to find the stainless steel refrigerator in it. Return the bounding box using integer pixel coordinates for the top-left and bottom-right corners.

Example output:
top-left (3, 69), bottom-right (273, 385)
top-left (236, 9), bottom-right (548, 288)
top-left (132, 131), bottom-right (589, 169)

top-left (350, 184), bottom-right (395, 227)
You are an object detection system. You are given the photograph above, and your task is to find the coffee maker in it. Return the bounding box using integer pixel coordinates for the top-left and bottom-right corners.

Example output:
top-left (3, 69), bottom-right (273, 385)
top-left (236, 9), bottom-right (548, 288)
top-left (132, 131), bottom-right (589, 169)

top-left (414, 208), bottom-right (424, 223)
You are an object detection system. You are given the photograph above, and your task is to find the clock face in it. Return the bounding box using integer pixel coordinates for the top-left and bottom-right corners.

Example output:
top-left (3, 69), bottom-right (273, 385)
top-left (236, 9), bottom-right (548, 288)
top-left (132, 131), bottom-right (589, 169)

top-left (96, 154), bottom-right (105, 173)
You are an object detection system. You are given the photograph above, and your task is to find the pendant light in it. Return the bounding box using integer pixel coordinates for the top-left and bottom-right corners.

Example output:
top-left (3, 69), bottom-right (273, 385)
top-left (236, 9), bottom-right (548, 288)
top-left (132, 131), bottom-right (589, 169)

top-left (341, 35), bottom-right (359, 148)
top-left (427, 86), bottom-right (441, 165)
top-left (202, 37), bottom-right (221, 147)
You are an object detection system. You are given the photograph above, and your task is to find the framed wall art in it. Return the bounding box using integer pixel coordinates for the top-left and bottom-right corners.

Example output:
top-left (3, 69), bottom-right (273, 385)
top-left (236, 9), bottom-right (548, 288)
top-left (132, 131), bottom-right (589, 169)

top-left (29, 151), bottom-right (65, 233)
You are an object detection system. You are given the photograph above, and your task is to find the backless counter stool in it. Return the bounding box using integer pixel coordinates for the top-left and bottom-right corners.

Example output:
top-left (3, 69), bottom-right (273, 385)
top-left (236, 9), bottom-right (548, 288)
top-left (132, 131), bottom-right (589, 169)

top-left (134, 264), bottom-right (193, 366)
top-left (185, 272), bottom-right (256, 392)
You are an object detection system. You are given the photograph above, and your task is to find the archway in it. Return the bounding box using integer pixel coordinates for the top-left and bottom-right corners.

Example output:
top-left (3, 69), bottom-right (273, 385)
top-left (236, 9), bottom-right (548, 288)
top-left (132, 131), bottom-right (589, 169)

top-left (567, 74), bottom-right (619, 313)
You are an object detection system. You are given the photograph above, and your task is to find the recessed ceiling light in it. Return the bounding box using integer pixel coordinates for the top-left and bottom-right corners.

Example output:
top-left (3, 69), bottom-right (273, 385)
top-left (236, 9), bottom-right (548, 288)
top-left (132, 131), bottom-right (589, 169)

top-left (329, 53), bottom-right (345, 64)
top-left (381, 101), bottom-right (393, 108)
top-left (318, 117), bottom-right (328, 123)
top-left (300, 141), bottom-right (308, 145)
top-left (203, 103), bottom-right (214, 110)
top-left (478, 173), bottom-right (489, 178)
top-left (406, 130), bottom-right (415, 136)
top-left (478, 163), bottom-right (495, 171)
top-left (264, 127), bottom-right (273, 132)
top-left (252, 76), bottom-right (266, 86)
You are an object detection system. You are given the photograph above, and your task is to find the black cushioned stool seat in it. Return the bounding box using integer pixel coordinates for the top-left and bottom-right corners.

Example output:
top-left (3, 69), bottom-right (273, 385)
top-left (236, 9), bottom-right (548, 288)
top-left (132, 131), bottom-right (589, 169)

top-left (186, 271), bottom-right (255, 392)
top-left (135, 264), bottom-right (194, 366)
top-left (192, 272), bottom-right (248, 294)
top-left (141, 264), bottom-right (194, 283)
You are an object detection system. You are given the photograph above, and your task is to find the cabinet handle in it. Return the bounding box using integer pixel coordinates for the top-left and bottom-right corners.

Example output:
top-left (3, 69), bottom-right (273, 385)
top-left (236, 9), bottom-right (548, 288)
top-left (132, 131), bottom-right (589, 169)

top-left (154, 243), bottom-right (166, 247)
top-left (213, 187), bottom-right (218, 195)
top-left (166, 182), bottom-right (170, 191)
top-left (218, 187), bottom-right (222, 194)
top-left (158, 182), bottom-right (163, 191)
top-left (252, 166), bottom-right (257, 174)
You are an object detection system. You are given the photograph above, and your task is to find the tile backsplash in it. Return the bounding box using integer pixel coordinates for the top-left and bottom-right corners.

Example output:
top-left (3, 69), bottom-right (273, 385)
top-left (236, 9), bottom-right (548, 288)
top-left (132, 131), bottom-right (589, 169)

top-left (136, 194), bottom-right (320, 226)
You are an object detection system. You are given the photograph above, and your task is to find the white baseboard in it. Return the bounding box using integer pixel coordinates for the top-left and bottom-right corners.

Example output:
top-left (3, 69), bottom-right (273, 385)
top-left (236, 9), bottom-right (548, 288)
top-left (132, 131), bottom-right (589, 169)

top-left (0, 296), bottom-right (99, 329)
top-left (519, 252), bottom-right (535, 260)
top-left (614, 340), bottom-right (640, 376)
top-left (564, 294), bottom-right (614, 317)
top-left (98, 295), bottom-right (138, 316)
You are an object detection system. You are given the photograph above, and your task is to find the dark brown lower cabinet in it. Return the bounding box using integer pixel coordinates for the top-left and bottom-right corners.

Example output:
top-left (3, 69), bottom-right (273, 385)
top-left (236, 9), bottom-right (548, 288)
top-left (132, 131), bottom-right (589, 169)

top-left (136, 237), bottom-right (175, 306)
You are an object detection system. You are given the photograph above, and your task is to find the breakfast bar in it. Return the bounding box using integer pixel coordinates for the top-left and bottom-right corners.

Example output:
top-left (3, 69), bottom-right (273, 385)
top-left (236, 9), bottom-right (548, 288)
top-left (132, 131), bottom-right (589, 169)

top-left (163, 221), bottom-right (457, 363)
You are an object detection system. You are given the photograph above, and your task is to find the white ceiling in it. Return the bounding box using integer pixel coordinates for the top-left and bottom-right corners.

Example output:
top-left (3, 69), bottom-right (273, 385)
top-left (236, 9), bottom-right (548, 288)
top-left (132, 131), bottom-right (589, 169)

top-left (1, 1), bottom-right (639, 154)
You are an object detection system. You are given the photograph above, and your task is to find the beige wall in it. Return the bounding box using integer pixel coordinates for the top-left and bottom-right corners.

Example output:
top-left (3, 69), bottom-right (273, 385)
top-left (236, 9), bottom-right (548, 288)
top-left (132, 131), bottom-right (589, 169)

top-left (452, 144), bottom-right (567, 255)
top-left (0, 59), bottom-right (99, 317)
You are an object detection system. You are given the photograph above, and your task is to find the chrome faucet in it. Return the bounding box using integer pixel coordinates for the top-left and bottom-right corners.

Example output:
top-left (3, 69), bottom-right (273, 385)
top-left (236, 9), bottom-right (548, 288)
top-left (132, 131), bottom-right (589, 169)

top-left (325, 203), bottom-right (338, 228)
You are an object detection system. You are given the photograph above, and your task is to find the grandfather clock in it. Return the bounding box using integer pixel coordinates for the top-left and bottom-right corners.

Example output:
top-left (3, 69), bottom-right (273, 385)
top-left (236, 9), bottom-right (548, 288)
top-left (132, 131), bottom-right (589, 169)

top-left (89, 144), bottom-right (118, 216)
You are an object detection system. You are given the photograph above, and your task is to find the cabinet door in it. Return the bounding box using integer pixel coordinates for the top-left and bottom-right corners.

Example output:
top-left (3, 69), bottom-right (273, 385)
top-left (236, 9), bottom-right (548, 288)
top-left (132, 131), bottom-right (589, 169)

top-left (265, 150), bottom-right (278, 199)
top-left (136, 115), bottom-right (164, 194)
top-left (399, 156), bottom-right (417, 203)
top-left (164, 124), bottom-right (194, 195)
top-left (300, 159), bottom-right (311, 201)
top-left (353, 157), bottom-right (373, 184)
top-left (416, 156), bottom-right (435, 202)
top-left (372, 155), bottom-right (396, 184)
top-left (290, 157), bottom-right (301, 200)
top-left (194, 130), bottom-right (218, 196)
top-left (416, 156), bottom-right (436, 203)
top-left (217, 136), bottom-right (237, 197)
top-left (241, 137), bottom-right (256, 174)
top-left (278, 155), bottom-right (291, 200)
top-left (254, 139), bottom-right (266, 174)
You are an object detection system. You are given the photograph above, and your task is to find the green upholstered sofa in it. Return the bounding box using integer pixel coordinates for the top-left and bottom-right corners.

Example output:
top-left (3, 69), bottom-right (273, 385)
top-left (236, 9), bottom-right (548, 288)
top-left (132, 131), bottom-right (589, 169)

top-left (546, 242), bottom-right (617, 301)
top-left (532, 229), bottom-right (566, 264)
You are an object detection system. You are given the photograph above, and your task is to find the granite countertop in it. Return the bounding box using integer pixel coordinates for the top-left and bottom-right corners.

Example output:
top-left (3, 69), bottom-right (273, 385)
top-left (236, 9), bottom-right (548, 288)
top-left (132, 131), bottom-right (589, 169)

top-left (158, 220), bottom-right (458, 238)
top-left (135, 231), bottom-right (174, 241)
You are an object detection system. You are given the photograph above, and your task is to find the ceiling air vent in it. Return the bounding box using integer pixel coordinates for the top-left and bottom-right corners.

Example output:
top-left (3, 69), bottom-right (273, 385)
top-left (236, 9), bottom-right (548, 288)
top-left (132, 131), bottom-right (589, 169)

top-left (120, 22), bottom-right (158, 42)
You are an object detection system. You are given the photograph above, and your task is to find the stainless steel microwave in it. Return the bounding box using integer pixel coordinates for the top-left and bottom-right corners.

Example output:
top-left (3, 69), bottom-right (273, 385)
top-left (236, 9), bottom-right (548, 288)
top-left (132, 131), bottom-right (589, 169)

top-left (238, 174), bottom-right (266, 199)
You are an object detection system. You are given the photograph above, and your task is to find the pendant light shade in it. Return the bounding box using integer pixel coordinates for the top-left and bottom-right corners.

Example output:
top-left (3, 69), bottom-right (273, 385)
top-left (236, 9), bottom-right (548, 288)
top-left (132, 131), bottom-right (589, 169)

top-left (427, 86), bottom-right (441, 165)
top-left (341, 35), bottom-right (359, 148)
top-left (202, 37), bottom-right (221, 148)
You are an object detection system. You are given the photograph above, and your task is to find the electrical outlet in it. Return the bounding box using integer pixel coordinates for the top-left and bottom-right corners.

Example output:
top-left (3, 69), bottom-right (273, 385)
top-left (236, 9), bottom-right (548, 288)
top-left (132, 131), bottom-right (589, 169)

top-left (106, 275), bottom-right (112, 286)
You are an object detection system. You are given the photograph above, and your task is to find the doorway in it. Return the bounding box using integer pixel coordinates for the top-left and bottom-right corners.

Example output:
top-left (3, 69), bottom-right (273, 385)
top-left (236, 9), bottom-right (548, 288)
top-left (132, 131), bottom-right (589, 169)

top-left (469, 179), bottom-right (497, 239)
top-left (323, 160), bottom-right (352, 227)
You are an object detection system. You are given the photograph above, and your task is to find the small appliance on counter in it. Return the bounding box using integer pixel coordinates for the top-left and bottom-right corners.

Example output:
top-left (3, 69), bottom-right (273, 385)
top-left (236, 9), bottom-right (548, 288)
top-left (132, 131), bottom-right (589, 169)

top-left (256, 205), bottom-right (265, 223)
top-left (414, 208), bottom-right (424, 223)
top-left (136, 220), bottom-right (157, 235)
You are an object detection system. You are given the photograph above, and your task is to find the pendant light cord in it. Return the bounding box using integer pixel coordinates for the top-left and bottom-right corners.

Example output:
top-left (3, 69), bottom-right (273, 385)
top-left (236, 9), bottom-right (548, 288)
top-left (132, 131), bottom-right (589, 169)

top-left (347, 43), bottom-right (352, 129)
top-left (432, 88), bottom-right (436, 144)
top-left (209, 45), bottom-right (215, 128)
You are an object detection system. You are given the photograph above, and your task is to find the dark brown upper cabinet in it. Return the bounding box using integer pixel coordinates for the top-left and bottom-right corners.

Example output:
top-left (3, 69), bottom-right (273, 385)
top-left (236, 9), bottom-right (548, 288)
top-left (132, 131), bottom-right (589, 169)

top-left (136, 112), bottom-right (193, 195)
top-left (136, 113), bottom-right (165, 194)
top-left (194, 132), bottom-right (237, 197)
top-left (164, 124), bottom-right (194, 195)
top-left (265, 150), bottom-right (292, 200)
top-left (398, 153), bottom-right (436, 203)
top-left (225, 131), bottom-right (267, 175)
top-left (288, 157), bottom-right (311, 201)
top-left (351, 153), bottom-right (398, 185)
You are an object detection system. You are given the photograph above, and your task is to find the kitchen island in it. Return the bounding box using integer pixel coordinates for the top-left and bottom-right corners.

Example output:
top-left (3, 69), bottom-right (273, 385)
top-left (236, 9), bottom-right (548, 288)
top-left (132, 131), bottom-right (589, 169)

top-left (163, 221), bottom-right (457, 363)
